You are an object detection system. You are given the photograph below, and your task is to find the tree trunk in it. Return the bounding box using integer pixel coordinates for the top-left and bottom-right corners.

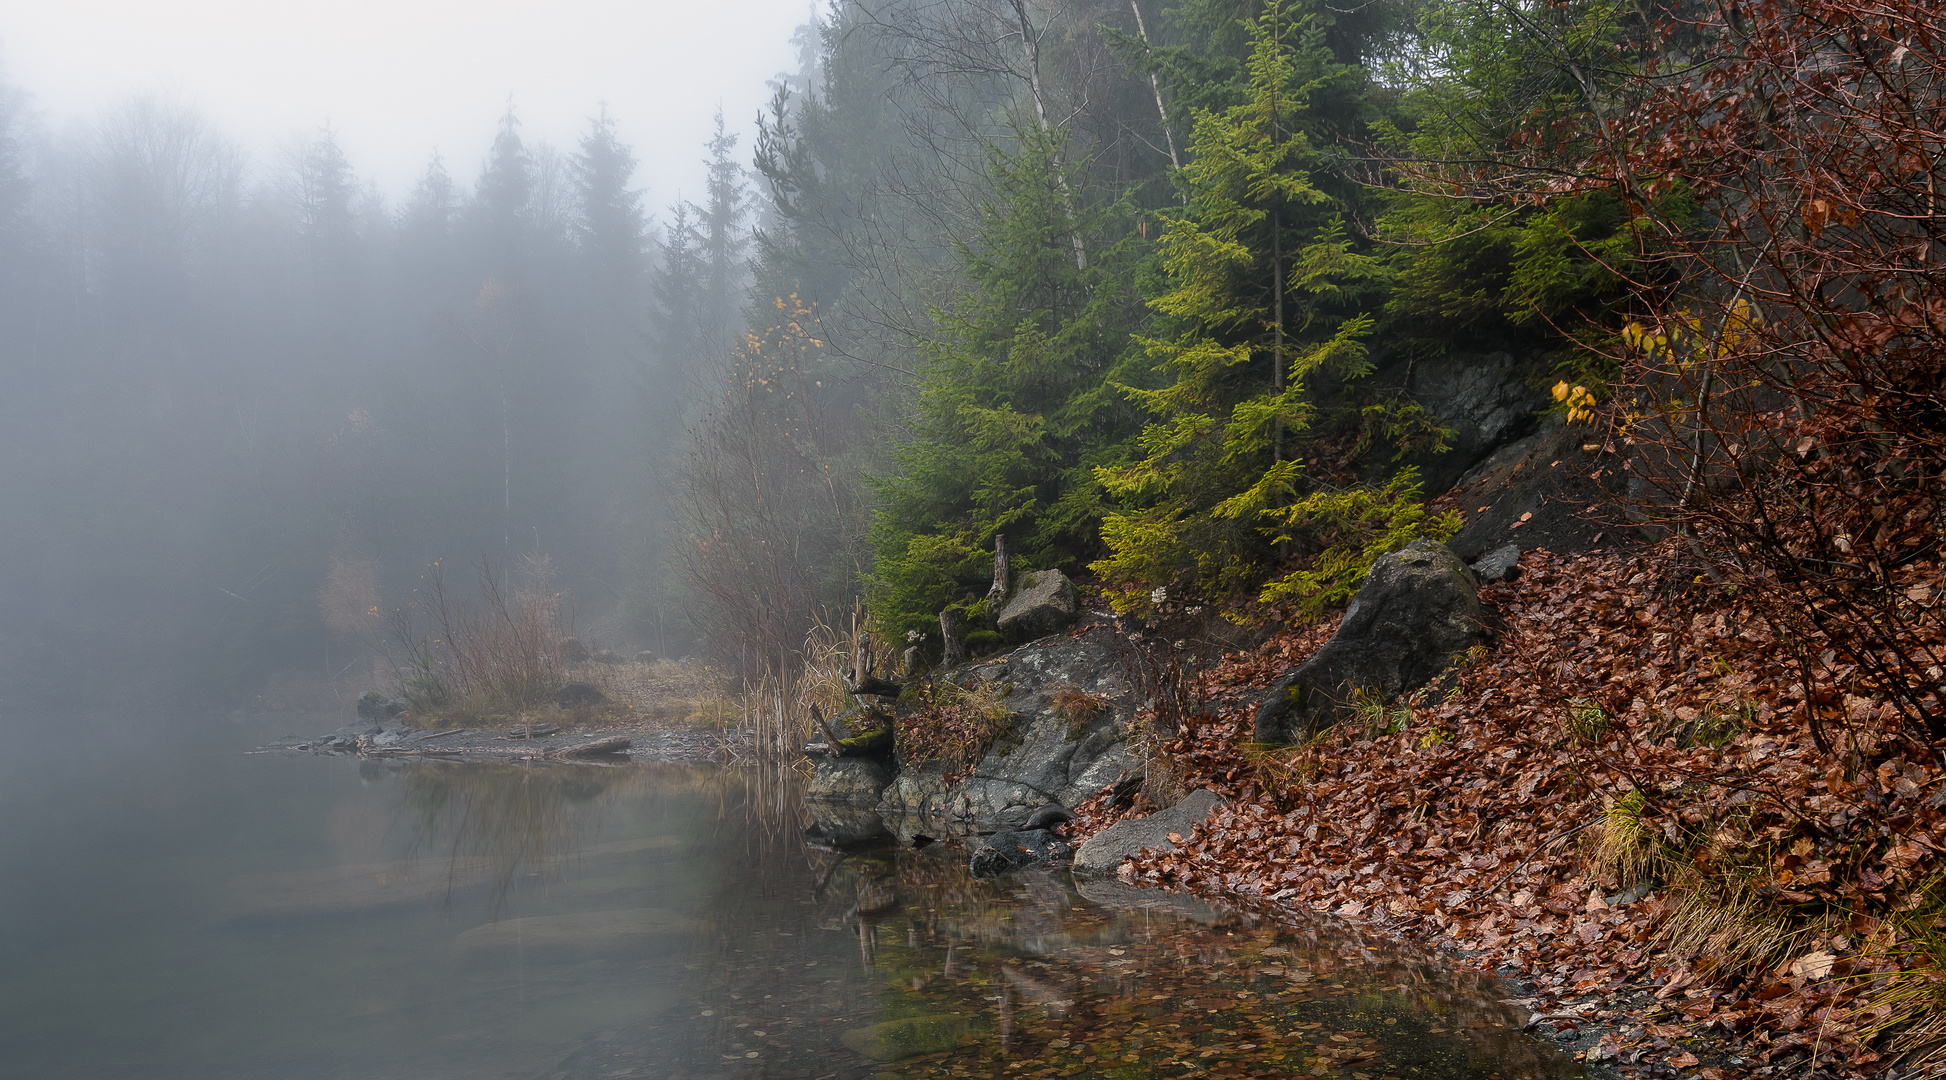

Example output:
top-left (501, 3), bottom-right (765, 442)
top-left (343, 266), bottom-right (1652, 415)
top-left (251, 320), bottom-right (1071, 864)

top-left (1007, 0), bottom-right (1088, 271)
top-left (986, 533), bottom-right (1010, 617)
top-left (940, 607), bottom-right (969, 667)
top-left (1127, 0), bottom-right (1181, 173)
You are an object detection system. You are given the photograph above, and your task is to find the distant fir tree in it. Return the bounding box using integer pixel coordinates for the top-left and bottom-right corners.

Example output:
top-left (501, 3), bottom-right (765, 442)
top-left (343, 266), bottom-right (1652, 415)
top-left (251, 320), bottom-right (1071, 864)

top-left (572, 105), bottom-right (648, 297)
top-left (475, 106), bottom-right (534, 274)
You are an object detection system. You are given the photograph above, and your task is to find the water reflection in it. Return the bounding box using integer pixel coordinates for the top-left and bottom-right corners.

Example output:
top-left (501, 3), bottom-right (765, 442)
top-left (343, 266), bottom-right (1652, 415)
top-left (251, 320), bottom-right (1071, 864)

top-left (396, 759), bottom-right (638, 915)
top-left (0, 728), bottom-right (1579, 1080)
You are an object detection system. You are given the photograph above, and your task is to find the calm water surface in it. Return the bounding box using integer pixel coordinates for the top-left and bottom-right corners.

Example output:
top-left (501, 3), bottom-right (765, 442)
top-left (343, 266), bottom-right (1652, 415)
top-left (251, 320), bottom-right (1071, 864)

top-left (0, 715), bottom-right (1579, 1080)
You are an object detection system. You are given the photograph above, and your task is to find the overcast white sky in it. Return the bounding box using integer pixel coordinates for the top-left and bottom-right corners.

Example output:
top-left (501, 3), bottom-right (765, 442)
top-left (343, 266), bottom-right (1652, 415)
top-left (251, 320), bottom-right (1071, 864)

top-left (0, 0), bottom-right (817, 207)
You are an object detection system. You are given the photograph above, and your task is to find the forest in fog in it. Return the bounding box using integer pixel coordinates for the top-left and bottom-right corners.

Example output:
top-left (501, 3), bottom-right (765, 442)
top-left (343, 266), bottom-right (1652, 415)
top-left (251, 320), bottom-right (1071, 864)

top-left (0, 0), bottom-right (1778, 708)
top-left (0, 0), bottom-right (1635, 708)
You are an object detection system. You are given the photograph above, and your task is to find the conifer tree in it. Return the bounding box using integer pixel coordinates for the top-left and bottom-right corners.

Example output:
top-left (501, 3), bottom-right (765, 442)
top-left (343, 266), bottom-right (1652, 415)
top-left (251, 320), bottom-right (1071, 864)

top-left (867, 127), bottom-right (1145, 640)
top-left (572, 105), bottom-right (647, 296)
top-left (1093, 0), bottom-right (1454, 619)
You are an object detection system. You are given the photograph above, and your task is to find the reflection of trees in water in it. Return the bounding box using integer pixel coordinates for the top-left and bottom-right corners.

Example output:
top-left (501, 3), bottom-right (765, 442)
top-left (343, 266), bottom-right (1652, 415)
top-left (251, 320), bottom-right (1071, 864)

top-left (399, 761), bottom-right (638, 915)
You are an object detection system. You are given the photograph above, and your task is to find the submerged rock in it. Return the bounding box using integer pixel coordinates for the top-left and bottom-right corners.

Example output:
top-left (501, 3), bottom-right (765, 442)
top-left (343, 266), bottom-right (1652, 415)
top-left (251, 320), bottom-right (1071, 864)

top-left (1253, 540), bottom-right (1492, 746)
top-left (839, 1014), bottom-right (975, 1061)
top-left (1073, 788), bottom-right (1224, 874)
top-left (453, 908), bottom-right (698, 954)
top-left (969, 828), bottom-right (1072, 876)
top-left (804, 805), bottom-right (891, 848)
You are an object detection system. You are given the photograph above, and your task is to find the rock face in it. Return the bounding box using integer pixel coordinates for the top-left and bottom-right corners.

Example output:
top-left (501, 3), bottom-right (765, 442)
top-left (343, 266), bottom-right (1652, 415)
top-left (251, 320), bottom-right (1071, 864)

top-left (808, 756), bottom-right (897, 804)
top-left (969, 828), bottom-right (1072, 876)
top-left (1363, 350), bottom-right (1552, 495)
top-left (1073, 789), bottom-right (1224, 874)
top-left (1253, 540), bottom-right (1492, 745)
top-left (997, 569), bottom-right (1078, 638)
top-left (875, 623), bottom-right (1139, 831)
top-left (1471, 542), bottom-right (1523, 584)
top-left (556, 681), bottom-right (605, 707)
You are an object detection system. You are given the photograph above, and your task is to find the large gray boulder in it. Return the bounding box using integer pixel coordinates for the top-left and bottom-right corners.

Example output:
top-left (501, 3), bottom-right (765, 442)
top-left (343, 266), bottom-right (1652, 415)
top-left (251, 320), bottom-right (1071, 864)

top-left (807, 756), bottom-right (897, 804)
top-left (876, 624), bottom-right (1139, 832)
top-left (1254, 539), bottom-right (1492, 745)
top-left (997, 569), bottom-right (1077, 638)
top-left (1073, 789), bottom-right (1223, 874)
top-left (355, 691), bottom-right (406, 719)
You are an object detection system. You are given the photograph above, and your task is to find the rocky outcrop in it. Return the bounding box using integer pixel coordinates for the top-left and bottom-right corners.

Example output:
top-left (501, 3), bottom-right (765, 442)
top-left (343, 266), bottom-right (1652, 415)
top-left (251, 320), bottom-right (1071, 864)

top-left (1446, 420), bottom-right (1627, 562)
top-left (1253, 540), bottom-right (1493, 745)
top-left (876, 623), bottom-right (1140, 832)
top-left (997, 569), bottom-right (1078, 638)
top-left (1073, 789), bottom-right (1224, 874)
top-left (969, 828), bottom-right (1073, 876)
top-left (1364, 350), bottom-right (1552, 496)
top-left (807, 756), bottom-right (897, 804)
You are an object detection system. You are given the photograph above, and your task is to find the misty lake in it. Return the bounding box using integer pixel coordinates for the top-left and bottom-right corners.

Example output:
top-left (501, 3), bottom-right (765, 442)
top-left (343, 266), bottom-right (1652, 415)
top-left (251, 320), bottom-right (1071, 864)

top-left (0, 715), bottom-right (1579, 1080)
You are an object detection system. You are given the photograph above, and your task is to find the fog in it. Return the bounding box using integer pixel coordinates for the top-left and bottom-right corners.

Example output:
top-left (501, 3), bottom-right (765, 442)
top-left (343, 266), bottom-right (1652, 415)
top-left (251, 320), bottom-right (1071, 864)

top-left (0, 0), bottom-right (1199, 712)
top-left (0, 3), bottom-right (822, 710)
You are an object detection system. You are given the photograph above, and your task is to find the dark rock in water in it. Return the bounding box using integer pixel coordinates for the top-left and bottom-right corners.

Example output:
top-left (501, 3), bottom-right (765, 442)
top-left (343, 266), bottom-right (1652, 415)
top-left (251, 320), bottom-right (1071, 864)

top-left (1253, 540), bottom-right (1492, 746)
top-left (808, 755), bottom-right (896, 804)
top-left (355, 691), bottom-right (406, 719)
top-left (1471, 542), bottom-right (1523, 584)
top-left (556, 681), bottom-right (605, 707)
top-left (1022, 802), bottom-right (1075, 830)
top-left (839, 1015), bottom-right (974, 1062)
top-left (970, 828), bottom-right (1072, 876)
top-left (910, 834), bottom-right (936, 848)
top-left (1074, 876), bottom-right (1233, 925)
top-left (997, 569), bottom-right (1078, 638)
top-left (804, 806), bottom-right (890, 848)
top-left (1074, 789), bottom-right (1223, 874)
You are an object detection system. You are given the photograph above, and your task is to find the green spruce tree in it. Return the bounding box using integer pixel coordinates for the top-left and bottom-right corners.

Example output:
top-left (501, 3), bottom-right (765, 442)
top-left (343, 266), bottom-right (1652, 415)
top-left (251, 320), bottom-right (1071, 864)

top-left (1093, 0), bottom-right (1455, 620)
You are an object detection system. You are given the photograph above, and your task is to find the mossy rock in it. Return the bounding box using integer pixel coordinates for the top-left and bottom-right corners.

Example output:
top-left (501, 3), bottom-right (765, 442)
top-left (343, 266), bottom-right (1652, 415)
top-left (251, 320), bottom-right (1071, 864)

top-left (839, 1014), bottom-right (974, 1061)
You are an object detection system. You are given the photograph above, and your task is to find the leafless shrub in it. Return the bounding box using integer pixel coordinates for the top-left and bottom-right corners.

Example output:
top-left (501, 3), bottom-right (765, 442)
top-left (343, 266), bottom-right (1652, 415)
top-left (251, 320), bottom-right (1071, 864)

top-left (381, 556), bottom-right (568, 719)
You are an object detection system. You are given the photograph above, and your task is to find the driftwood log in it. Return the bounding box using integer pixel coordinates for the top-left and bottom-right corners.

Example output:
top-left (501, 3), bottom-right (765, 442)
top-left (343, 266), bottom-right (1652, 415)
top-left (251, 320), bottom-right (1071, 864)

top-left (548, 736), bottom-right (632, 759)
